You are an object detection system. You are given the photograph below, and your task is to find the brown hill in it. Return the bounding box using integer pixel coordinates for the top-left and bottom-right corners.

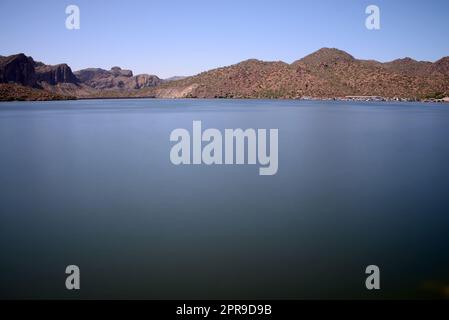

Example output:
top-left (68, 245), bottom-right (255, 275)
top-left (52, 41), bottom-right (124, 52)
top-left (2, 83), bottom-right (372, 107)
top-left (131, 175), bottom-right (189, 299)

top-left (144, 48), bottom-right (449, 99)
top-left (433, 57), bottom-right (449, 76)
top-left (1, 49), bottom-right (449, 101)
top-left (143, 58), bottom-right (326, 99)
top-left (382, 57), bottom-right (433, 77)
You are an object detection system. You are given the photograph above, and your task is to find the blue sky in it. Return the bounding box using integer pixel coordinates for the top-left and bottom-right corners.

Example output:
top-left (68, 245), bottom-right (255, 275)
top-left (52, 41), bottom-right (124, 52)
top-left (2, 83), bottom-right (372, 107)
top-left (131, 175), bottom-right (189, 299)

top-left (0, 0), bottom-right (448, 78)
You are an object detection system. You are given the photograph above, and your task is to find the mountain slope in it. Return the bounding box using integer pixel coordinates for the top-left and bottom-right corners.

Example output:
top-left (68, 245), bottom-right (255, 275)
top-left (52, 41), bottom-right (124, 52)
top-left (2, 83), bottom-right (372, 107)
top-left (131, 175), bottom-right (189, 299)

top-left (1, 49), bottom-right (449, 101)
top-left (143, 48), bottom-right (449, 99)
top-left (0, 83), bottom-right (76, 101)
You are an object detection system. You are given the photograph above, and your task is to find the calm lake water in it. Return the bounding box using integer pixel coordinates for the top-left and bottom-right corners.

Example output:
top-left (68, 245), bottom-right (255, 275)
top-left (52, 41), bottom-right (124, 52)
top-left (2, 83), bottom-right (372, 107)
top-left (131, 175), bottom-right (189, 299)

top-left (1, 99), bottom-right (449, 299)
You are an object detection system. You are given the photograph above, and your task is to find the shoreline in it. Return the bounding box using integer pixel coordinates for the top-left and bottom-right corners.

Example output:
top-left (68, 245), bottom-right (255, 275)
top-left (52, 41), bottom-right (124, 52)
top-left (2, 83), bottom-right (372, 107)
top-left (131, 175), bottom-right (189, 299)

top-left (1, 95), bottom-right (449, 104)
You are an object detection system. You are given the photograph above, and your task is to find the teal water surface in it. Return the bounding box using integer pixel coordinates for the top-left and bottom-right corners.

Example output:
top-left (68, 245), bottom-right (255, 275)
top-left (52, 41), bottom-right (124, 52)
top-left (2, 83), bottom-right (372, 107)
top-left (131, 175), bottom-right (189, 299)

top-left (1, 99), bottom-right (449, 299)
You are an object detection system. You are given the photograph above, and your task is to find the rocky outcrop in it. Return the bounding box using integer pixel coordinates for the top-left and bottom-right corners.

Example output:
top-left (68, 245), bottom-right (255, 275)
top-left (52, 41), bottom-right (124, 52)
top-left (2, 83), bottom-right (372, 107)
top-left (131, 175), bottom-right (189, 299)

top-left (129, 74), bottom-right (162, 89)
top-left (74, 68), bottom-right (126, 89)
top-left (74, 67), bottom-right (161, 90)
top-left (0, 54), bottom-right (79, 88)
top-left (34, 62), bottom-right (79, 85)
top-left (0, 53), bottom-right (36, 86)
top-left (110, 66), bottom-right (133, 77)
top-left (0, 54), bottom-right (163, 100)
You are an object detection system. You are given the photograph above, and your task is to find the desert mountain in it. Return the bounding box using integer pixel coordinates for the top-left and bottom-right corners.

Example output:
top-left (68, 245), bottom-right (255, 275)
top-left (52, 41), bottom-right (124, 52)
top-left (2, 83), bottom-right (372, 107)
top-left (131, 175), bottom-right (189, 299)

top-left (146, 48), bottom-right (449, 99)
top-left (433, 57), bottom-right (449, 76)
top-left (0, 53), bottom-right (164, 100)
top-left (1, 48), bottom-right (449, 101)
top-left (0, 53), bottom-right (80, 86)
top-left (0, 54), bottom-right (37, 86)
top-left (74, 67), bottom-right (162, 90)
top-left (0, 53), bottom-right (84, 100)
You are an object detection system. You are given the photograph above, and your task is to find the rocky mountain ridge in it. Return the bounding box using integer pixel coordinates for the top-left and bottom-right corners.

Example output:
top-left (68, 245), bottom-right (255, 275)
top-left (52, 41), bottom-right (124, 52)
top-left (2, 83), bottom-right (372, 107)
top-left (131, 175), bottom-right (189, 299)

top-left (1, 48), bottom-right (448, 101)
top-left (146, 48), bottom-right (449, 99)
top-left (74, 67), bottom-right (162, 90)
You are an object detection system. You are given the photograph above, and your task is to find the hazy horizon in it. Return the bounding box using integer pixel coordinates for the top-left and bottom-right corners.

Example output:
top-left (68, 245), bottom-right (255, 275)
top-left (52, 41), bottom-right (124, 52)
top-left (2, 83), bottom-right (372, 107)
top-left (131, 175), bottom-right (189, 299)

top-left (1, 0), bottom-right (448, 78)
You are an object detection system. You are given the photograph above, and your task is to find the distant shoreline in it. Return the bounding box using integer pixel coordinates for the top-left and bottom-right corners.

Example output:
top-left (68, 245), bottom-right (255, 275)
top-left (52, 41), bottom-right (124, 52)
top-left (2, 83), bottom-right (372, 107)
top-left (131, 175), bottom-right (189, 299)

top-left (1, 95), bottom-right (449, 104)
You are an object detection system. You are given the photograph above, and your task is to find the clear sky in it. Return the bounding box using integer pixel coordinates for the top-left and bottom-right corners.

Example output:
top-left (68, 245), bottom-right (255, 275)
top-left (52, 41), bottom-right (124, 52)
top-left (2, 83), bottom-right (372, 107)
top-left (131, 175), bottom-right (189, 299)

top-left (0, 0), bottom-right (448, 78)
